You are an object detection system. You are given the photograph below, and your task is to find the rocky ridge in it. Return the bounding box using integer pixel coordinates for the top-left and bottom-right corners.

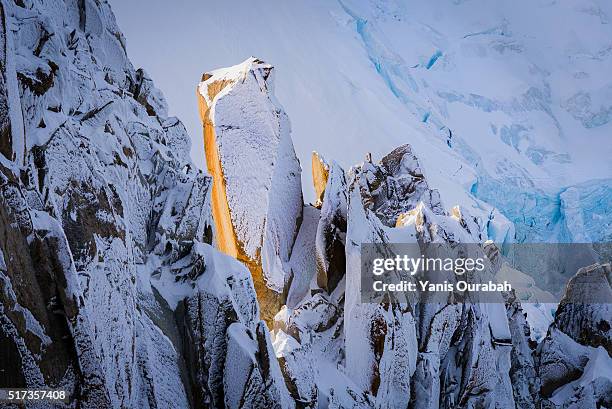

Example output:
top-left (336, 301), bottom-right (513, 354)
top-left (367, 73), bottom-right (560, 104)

top-left (0, 0), bottom-right (609, 408)
top-left (197, 58), bottom-right (611, 408)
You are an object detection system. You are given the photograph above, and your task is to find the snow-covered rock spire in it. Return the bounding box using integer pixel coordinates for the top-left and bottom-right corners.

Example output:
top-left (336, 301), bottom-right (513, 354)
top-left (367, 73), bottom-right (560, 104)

top-left (197, 57), bottom-right (304, 324)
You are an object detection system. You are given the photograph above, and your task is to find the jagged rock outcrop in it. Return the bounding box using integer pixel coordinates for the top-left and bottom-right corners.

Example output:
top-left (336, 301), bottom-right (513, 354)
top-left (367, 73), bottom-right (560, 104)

top-left (355, 145), bottom-right (444, 227)
top-left (197, 58), bottom-right (303, 324)
top-left (0, 163), bottom-right (112, 406)
top-left (0, 0), bottom-right (24, 165)
top-left (174, 243), bottom-right (291, 409)
top-left (313, 153), bottom-right (347, 294)
top-left (343, 165), bottom-right (417, 407)
top-left (536, 263), bottom-right (611, 408)
top-left (396, 204), bottom-right (514, 409)
top-left (312, 151), bottom-right (329, 207)
top-left (223, 321), bottom-right (292, 409)
top-left (339, 147), bottom-right (529, 408)
top-left (265, 128), bottom-right (608, 408)
top-left (551, 263), bottom-right (611, 355)
top-left (2, 1), bottom-right (609, 406)
top-left (505, 290), bottom-right (541, 409)
top-left (273, 330), bottom-right (318, 408)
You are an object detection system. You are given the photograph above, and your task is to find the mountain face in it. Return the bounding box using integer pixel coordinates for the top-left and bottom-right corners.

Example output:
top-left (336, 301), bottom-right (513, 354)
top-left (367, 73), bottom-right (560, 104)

top-left (0, 1), bottom-right (610, 409)
top-left (0, 1), bottom-right (289, 407)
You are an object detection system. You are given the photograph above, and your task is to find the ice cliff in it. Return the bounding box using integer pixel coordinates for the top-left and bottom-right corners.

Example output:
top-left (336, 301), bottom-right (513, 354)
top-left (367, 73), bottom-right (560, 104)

top-left (0, 0), bottom-right (610, 408)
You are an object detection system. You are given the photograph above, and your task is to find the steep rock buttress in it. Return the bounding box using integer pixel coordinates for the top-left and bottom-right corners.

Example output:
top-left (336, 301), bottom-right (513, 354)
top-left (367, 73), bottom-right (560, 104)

top-left (197, 58), bottom-right (303, 324)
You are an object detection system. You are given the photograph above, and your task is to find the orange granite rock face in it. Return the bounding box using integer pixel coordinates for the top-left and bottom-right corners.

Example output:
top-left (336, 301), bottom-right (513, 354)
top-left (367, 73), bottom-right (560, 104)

top-left (311, 151), bottom-right (330, 208)
top-left (197, 75), bottom-right (279, 323)
top-left (197, 78), bottom-right (239, 259)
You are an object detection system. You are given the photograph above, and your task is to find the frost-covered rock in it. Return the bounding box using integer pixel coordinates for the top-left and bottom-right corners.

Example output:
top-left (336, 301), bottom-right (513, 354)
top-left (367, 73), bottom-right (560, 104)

top-left (545, 346), bottom-right (611, 409)
top-left (133, 68), bottom-right (169, 118)
top-left (224, 322), bottom-right (293, 409)
top-left (536, 263), bottom-right (612, 408)
top-left (343, 157), bottom-right (418, 408)
top-left (314, 155), bottom-right (347, 294)
top-left (286, 204), bottom-right (320, 309)
top-left (538, 328), bottom-right (592, 399)
top-left (505, 290), bottom-right (541, 409)
top-left (0, 163), bottom-right (111, 406)
top-left (411, 222), bottom-right (516, 409)
top-left (2, 1), bottom-right (608, 405)
top-left (399, 213), bottom-right (507, 407)
top-left (0, 2), bottom-right (290, 407)
top-left (354, 145), bottom-right (444, 227)
top-left (552, 263), bottom-right (611, 354)
top-left (0, 1), bottom-right (25, 165)
top-left (273, 330), bottom-right (318, 408)
top-left (275, 293), bottom-right (343, 358)
top-left (175, 243), bottom-right (291, 408)
top-left (197, 57), bottom-right (303, 324)
top-left (278, 143), bottom-right (529, 409)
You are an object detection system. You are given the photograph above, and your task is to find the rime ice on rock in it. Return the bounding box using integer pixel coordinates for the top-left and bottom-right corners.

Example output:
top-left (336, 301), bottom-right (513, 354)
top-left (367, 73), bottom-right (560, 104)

top-left (197, 58), bottom-right (303, 324)
top-left (536, 263), bottom-right (612, 408)
top-left (342, 157), bottom-right (418, 407)
top-left (313, 154), bottom-right (347, 294)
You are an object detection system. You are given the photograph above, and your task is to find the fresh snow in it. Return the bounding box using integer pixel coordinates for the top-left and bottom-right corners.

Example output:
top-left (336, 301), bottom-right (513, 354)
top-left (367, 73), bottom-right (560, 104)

top-left (2, 5), bottom-right (25, 165)
top-left (4, 0), bottom-right (610, 407)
